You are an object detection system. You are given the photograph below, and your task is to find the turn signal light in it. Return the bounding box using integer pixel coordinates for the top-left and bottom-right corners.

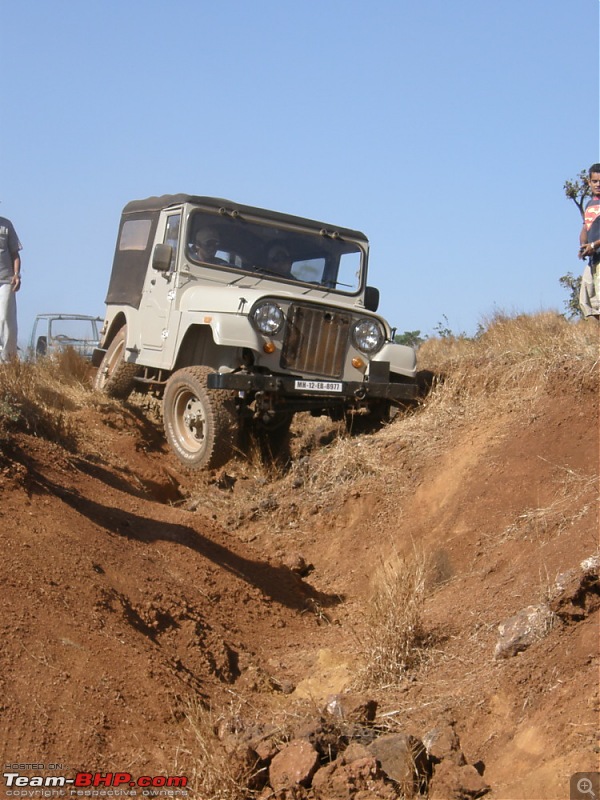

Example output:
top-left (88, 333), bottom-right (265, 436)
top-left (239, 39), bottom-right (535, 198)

top-left (263, 341), bottom-right (276, 354)
top-left (352, 356), bottom-right (366, 370)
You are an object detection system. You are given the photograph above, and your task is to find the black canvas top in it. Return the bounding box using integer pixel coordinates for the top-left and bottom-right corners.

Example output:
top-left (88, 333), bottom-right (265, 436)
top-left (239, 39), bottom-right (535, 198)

top-left (105, 209), bottom-right (160, 308)
top-left (106, 195), bottom-right (368, 309)
top-left (121, 195), bottom-right (368, 242)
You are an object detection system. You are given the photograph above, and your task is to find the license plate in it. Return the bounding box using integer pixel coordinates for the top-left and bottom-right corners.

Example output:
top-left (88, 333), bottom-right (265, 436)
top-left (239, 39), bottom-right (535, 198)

top-left (295, 380), bottom-right (343, 392)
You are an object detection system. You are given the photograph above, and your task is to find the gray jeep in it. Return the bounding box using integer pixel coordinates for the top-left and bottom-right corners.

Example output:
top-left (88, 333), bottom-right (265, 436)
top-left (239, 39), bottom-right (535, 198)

top-left (93, 194), bottom-right (418, 469)
top-left (30, 313), bottom-right (103, 361)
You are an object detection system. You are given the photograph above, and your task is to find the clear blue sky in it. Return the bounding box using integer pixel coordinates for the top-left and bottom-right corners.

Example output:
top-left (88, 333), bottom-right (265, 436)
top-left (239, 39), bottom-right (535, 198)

top-left (2, 0), bottom-right (598, 347)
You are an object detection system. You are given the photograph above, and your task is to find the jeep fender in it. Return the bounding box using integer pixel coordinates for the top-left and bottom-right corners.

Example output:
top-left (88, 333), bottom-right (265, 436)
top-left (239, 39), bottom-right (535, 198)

top-left (92, 311), bottom-right (133, 368)
top-left (179, 311), bottom-right (263, 351)
top-left (369, 341), bottom-right (417, 380)
top-left (101, 312), bottom-right (130, 350)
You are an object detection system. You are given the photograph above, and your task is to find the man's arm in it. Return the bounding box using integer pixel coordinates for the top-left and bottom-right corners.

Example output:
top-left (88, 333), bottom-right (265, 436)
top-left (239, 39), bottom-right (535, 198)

top-left (10, 253), bottom-right (21, 292)
top-left (578, 224), bottom-right (599, 259)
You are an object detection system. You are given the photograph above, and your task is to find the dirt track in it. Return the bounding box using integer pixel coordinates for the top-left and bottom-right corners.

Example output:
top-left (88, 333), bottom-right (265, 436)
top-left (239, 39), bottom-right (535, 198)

top-left (0, 363), bottom-right (598, 799)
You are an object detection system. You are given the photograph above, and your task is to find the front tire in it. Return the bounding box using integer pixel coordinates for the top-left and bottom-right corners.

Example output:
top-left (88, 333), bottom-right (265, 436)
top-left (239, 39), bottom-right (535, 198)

top-left (163, 366), bottom-right (237, 470)
top-left (94, 326), bottom-right (139, 399)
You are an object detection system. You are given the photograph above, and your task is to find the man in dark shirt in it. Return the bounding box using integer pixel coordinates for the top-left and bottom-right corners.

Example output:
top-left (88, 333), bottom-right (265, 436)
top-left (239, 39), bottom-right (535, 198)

top-left (0, 214), bottom-right (22, 362)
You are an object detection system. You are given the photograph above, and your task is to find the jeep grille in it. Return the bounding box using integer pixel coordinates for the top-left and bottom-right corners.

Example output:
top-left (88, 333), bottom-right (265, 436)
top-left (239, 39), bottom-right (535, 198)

top-left (281, 304), bottom-right (351, 378)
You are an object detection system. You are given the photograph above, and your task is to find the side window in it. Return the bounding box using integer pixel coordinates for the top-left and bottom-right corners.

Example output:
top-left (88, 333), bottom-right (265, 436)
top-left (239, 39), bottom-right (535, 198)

top-left (164, 214), bottom-right (181, 271)
top-left (119, 219), bottom-right (152, 251)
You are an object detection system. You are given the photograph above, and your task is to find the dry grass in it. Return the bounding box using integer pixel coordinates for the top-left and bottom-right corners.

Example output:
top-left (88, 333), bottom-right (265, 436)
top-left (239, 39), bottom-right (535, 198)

top-left (419, 312), bottom-right (598, 400)
top-left (355, 547), bottom-right (427, 689)
top-left (182, 415), bottom-right (384, 527)
top-left (375, 312), bottom-right (599, 468)
top-left (182, 312), bottom-right (599, 537)
top-left (289, 432), bottom-right (385, 495)
top-left (498, 465), bottom-right (599, 543)
top-left (179, 698), bottom-right (262, 800)
top-left (0, 351), bottom-right (94, 447)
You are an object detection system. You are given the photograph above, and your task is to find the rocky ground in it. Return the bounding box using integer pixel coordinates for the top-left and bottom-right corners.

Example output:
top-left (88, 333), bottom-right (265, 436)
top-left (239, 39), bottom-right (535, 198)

top-left (0, 321), bottom-right (598, 799)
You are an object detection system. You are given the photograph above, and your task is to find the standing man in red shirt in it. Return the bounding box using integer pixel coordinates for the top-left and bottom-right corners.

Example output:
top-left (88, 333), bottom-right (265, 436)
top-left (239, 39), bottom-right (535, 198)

top-left (578, 163), bottom-right (600, 320)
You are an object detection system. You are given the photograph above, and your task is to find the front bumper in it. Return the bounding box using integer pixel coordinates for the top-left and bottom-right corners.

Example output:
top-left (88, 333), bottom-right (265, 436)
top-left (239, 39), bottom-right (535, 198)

top-left (207, 369), bottom-right (418, 402)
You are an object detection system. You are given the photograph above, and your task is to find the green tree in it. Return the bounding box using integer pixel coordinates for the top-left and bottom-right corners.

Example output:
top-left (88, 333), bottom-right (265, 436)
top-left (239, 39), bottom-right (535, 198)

top-left (394, 330), bottom-right (425, 347)
top-left (561, 168), bottom-right (590, 319)
top-left (558, 272), bottom-right (582, 319)
top-left (563, 169), bottom-right (590, 221)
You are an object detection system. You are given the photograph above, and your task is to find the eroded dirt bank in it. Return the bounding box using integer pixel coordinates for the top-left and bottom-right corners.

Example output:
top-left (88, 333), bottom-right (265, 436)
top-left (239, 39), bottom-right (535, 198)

top-left (0, 349), bottom-right (598, 799)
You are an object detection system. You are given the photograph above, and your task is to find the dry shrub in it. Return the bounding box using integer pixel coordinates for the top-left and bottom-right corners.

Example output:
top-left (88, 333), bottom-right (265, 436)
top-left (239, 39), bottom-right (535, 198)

top-left (0, 355), bottom-right (91, 447)
top-left (404, 312), bottom-right (600, 455)
top-left (180, 698), bottom-right (260, 800)
top-left (419, 312), bottom-right (598, 398)
top-left (356, 549), bottom-right (427, 689)
top-left (237, 427), bottom-right (291, 481)
top-left (48, 346), bottom-right (96, 385)
top-left (290, 434), bottom-right (385, 500)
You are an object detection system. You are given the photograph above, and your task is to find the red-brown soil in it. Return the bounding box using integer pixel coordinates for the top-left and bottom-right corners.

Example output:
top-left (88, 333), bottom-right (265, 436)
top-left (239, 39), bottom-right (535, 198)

top-left (0, 364), bottom-right (598, 800)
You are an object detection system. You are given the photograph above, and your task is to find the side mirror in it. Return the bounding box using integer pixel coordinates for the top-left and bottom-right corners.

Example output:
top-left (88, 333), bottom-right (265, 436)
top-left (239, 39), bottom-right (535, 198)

top-left (152, 243), bottom-right (173, 272)
top-left (364, 286), bottom-right (380, 312)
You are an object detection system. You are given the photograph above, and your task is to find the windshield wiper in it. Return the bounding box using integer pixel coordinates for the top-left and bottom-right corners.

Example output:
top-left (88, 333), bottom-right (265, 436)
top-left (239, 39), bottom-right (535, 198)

top-left (251, 266), bottom-right (287, 278)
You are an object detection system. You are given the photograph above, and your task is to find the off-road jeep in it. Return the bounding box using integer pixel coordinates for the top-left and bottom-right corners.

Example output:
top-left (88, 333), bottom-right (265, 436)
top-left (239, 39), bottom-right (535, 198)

top-left (30, 313), bottom-right (103, 361)
top-left (93, 194), bottom-right (418, 469)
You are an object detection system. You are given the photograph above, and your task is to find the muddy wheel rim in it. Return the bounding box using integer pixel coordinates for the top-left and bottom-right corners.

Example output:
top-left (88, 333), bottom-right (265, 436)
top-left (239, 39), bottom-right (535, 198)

top-left (100, 337), bottom-right (125, 386)
top-left (174, 389), bottom-right (207, 453)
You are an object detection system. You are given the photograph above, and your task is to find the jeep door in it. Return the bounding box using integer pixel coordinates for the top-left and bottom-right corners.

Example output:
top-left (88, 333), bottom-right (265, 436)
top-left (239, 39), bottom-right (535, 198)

top-left (140, 212), bottom-right (182, 357)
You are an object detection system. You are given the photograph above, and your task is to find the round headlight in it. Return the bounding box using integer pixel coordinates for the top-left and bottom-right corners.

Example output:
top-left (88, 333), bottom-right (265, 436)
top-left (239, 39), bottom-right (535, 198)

top-left (351, 318), bottom-right (385, 354)
top-left (252, 301), bottom-right (284, 335)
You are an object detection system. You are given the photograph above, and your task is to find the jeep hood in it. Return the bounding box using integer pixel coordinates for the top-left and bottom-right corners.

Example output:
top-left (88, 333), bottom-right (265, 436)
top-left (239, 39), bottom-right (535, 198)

top-left (178, 282), bottom-right (378, 322)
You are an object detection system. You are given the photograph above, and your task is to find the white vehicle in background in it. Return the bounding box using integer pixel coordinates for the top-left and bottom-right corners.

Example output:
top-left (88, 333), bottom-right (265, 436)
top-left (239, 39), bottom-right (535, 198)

top-left (93, 194), bottom-right (418, 469)
top-left (30, 314), bottom-right (103, 361)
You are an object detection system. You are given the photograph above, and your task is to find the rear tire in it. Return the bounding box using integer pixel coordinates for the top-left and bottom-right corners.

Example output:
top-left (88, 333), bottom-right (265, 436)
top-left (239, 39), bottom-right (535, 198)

top-left (163, 366), bottom-right (237, 470)
top-left (93, 326), bottom-right (139, 399)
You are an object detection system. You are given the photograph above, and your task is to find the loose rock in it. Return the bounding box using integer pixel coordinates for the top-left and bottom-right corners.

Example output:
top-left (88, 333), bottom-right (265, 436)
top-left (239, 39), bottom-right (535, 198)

top-left (494, 603), bottom-right (556, 659)
top-left (429, 761), bottom-right (490, 799)
top-left (325, 693), bottom-right (378, 725)
top-left (367, 733), bottom-right (429, 796)
top-left (312, 756), bottom-right (399, 799)
top-left (269, 739), bottom-right (319, 791)
top-left (550, 556), bottom-right (600, 621)
top-left (423, 723), bottom-right (466, 766)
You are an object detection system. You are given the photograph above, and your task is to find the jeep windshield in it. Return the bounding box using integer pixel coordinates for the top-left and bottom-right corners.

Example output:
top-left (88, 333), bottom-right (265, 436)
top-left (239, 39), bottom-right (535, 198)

top-left (186, 211), bottom-right (364, 293)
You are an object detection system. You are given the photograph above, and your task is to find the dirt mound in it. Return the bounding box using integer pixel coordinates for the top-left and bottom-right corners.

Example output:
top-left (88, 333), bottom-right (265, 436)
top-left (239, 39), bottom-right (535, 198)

top-left (0, 326), bottom-right (598, 799)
